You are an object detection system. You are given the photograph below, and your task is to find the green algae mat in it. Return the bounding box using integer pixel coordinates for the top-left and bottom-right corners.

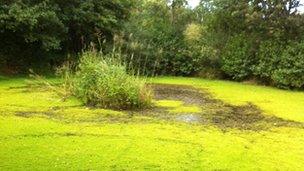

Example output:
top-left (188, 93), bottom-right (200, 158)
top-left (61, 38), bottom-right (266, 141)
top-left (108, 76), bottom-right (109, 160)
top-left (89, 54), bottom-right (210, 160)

top-left (0, 77), bottom-right (304, 170)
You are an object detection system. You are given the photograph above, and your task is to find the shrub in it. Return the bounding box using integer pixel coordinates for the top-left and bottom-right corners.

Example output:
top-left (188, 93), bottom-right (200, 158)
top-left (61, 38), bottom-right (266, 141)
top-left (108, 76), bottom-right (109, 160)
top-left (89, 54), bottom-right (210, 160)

top-left (221, 34), bottom-right (255, 80)
top-left (272, 41), bottom-right (304, 89)
top-left (62, 51), bottom-right (153, 110)
top-left (198, 67), bottom-right (223, 79)
top-left (123, 34), bottom-right (208, 76)
top-left (184, 23), bottom-right (202, 45)
top-left (169, 46), bottom-right (205, 76)
top-left (254, 40), bottom-right (284, 83)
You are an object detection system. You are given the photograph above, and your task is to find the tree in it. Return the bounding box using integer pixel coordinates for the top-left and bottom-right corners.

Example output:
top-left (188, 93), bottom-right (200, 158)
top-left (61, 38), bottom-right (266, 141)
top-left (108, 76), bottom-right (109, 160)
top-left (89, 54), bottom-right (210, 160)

top-left (122, 0), bottom-right (202, 76)
top-left (198, 0), bottom-right (304, 83)
top-left (0, 0), bottom-right (132, 72)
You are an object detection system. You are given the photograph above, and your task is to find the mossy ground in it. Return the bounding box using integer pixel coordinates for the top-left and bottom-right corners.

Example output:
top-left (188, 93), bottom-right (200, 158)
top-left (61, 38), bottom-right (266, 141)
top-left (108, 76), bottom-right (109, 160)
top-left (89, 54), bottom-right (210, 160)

top-left (0, 76), bottom-right (304, 170)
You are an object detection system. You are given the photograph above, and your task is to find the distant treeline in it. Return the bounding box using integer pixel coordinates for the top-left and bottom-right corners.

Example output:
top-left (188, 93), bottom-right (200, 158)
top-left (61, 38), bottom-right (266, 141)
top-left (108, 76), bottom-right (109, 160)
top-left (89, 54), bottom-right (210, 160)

top-left (1, 0), bottom-right (304, 89)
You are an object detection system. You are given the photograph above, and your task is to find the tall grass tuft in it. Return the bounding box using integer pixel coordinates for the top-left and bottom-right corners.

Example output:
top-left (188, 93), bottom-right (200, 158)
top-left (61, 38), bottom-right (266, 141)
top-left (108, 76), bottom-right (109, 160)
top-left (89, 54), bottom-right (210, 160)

top-left (60, 50), bottom-right (153, 110)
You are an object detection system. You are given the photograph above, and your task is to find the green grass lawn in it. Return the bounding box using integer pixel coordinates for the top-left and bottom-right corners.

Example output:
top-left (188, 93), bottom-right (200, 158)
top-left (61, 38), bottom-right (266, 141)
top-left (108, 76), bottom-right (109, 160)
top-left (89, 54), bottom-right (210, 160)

top-left (0, 76), bottom-right (303, 170)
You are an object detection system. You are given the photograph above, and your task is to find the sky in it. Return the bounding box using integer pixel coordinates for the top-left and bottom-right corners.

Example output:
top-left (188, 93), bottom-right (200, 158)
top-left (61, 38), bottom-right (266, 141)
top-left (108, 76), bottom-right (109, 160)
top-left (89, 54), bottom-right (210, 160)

top-left (187, 0), bottom-right (304, 13)
top-left (188, 0), bottom-right (200, 8)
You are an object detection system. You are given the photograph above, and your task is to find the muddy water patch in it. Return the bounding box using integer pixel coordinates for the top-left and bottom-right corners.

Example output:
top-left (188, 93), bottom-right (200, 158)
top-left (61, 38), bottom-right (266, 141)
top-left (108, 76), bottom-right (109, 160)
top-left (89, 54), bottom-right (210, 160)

top-left (175, 114), bottom-right (202, 123)
top-left (151, 84), bottom-right (212, 105)
top-left (149, 84), bottom-right (304, 131)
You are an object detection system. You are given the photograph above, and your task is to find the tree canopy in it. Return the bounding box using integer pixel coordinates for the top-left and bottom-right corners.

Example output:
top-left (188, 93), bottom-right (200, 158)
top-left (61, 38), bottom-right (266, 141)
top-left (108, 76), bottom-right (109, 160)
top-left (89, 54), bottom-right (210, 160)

top-left (0, 0), bottom-right (132, 71)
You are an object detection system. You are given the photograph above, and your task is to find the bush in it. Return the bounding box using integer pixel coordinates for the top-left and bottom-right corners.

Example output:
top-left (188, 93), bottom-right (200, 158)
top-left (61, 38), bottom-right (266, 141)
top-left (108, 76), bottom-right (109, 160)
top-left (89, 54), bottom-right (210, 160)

top-left (63, 51), bottom-right (153, 110)
top-left (123, 34), bottom-right (208, 76)
top-left (169, 46), bottom-right (205, 76)
top-left (198, 67), bottom-right (223, 79)
top-left (254, 40), bottom-right (284, 83)
top-left (272, 41), bottom-right (304, 89)
top-left (221, 34), bottom-right (255, 80)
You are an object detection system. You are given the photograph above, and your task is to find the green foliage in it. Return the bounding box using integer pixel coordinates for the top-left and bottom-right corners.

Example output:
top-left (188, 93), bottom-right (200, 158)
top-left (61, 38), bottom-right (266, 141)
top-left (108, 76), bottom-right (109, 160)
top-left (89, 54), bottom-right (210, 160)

top-left (65, 51), bottom-right (152, 109)
top-left (205, 0), bottom-right (304, 42)
top-left (1, 0), bottom-right (304, 90)
top-left (122, 0), bottom-right (202, 76)
top-left (183, 23), bottom-right (202, 44)
top-left (0, 0), bottom-right (132, 72)
top-left (251, 40), bottom-right (304, 89)
top-left (198, 0), bottom-right (304, 88)
top-left (0, 1), bottom-right (64, 49)
top-left (221, 34), bottom-right (255, 80)
top-left (183, 23), bottom-right (220, 75)
top-left (272, 41), bottom-right (304, 89)
top-left (254, 41), bottom-right (284, 82)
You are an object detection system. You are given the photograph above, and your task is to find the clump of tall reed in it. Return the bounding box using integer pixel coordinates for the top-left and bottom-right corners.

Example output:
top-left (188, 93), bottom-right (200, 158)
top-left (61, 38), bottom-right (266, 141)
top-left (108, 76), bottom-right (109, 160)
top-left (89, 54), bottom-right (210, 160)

top-left (58, 50), bottom-right (153, 110)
